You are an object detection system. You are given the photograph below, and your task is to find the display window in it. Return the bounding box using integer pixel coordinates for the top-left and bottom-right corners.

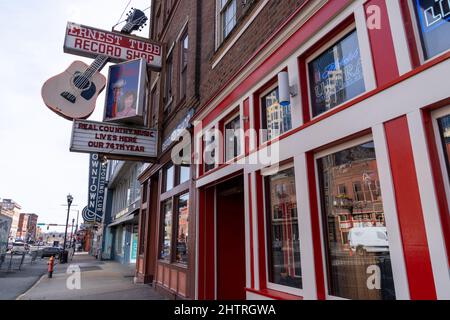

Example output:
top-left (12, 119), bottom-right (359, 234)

top-left (260, 85), bottom-right (292, 142)
top-left (410, 0), bottom-right (450, 61)
top-left (316, 139), bottom-right (396, 300)
top-left (263, 164), bottom-right (302, 294)
top-left (307, 27), bottom-right (365, 118)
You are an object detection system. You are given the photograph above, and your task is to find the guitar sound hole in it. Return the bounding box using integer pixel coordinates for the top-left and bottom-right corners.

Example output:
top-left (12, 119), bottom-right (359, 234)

top-left (72, 75), bottom-right (91, 90)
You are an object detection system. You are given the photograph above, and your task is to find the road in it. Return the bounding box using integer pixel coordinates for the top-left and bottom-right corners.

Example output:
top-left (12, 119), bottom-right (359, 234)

top-left (0, 254), bottom-right (49, 300)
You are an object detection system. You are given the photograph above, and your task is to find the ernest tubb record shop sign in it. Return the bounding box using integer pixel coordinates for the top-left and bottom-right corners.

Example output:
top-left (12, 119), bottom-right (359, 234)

top-left (64, 22), bottom-right (162, 70)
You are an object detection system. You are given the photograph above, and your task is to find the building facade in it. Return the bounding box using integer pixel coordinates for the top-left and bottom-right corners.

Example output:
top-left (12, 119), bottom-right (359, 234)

top-left (191, 0), bottom-right (450, 300)
top-left (135, 0), bottom-right (200, 300)
top-left (16, 213), bottom-right (38, 242)
top-left (0, 199), bottom-right (22, 242)
top-left (103, 161), bottom-right (145, 265)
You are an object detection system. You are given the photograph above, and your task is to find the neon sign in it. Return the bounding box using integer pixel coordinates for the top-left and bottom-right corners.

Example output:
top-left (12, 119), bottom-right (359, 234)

top-left (416, 0), bottom-right (450, 32)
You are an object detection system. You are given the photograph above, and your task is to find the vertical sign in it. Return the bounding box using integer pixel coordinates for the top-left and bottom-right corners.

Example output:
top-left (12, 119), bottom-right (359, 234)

top-left (83, 154), bottom-right (108, 223)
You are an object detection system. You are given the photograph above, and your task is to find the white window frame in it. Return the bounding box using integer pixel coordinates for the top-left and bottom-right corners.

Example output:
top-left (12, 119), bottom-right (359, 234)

top-left (406, 0), bottom-right (450, 64)
top-left (314, 134), bottom-right (404, 300)
top-left (224, 111), bottom-right (243, 163)
top-left (261, 162), bottom-right (304, 297)
top-left (216, 0), bottom-right (237, 47)
top-left (431, 105), bottom-right (450, 214)
top-left (306, 24), bottom-right (369, 120)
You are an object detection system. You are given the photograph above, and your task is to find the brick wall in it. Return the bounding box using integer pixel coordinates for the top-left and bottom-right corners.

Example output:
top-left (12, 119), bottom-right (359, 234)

top-left (199, 0), bottom-right (307, 108)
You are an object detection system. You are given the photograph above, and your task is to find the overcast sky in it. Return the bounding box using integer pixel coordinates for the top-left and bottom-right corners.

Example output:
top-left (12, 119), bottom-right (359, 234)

top-left (0, 0), bottom-right (151, 232)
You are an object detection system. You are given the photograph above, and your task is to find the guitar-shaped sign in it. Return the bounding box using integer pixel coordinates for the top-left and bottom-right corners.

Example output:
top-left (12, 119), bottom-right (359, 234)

top-left (41, 9), bottom-right (148, 120)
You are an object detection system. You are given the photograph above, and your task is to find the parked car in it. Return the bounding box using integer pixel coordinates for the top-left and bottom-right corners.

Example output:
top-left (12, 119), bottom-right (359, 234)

top-left (348, 227), bottom-right (389, 255)
top-left (11, 242), bottom-right (29, 254)
top-left (41, 246), bottom-right (62, 258)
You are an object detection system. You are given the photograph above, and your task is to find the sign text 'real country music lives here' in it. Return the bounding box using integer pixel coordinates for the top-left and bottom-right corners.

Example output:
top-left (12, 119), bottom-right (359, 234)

top-left (70, 120), bottom-right (158, 159)
top-left (64, 22), bottom-right (162, 70)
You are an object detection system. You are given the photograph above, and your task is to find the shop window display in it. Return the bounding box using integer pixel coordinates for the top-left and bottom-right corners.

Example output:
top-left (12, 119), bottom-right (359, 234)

top-left (317, 141), bottom-right (396, 300)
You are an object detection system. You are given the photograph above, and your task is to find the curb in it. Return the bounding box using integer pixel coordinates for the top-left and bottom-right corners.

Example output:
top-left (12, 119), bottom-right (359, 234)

top-left (16, 273), bottom-right (46, 300)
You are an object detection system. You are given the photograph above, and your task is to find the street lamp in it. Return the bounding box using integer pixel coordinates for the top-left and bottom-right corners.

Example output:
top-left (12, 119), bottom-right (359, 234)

top-left (61, 194), bottom-right (73, 263)
top-left (70, 218), bottom-right (75, 248)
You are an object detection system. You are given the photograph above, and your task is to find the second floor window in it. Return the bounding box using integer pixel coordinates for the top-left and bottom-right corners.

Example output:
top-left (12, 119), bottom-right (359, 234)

top-left (220, 0), bottom-right (237, 41)
top-left (180, 31), bottom-right (189, 99)
top-left (165, 54), bottom-right (173, 108)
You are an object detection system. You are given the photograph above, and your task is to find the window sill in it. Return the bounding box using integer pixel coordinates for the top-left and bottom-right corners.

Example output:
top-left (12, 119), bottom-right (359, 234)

top-left (245, 288), bottom-right (303, 300)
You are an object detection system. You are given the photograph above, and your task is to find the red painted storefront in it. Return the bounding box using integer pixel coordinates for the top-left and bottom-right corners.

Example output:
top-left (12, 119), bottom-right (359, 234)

top-left (192, 0), bottom-right (450, 300)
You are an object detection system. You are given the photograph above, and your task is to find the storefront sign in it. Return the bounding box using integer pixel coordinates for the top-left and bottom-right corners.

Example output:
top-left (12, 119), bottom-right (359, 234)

top-left (64, 22), bottom-right (162, 70)
top-left (162, 109), bottom-right (194, 152)
top-left (82, 154), bottom-right (108, 223)
top-left (70, 120), bottom-right (158, 159)
top-left (414, 0), bottom-right (450, 59)
top-left (104, 58), bottom-right (147, 125)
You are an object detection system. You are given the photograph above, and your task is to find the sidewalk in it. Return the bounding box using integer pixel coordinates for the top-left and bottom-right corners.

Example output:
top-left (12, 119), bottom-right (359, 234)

top-left (17, 252), bottom-right (166, 300)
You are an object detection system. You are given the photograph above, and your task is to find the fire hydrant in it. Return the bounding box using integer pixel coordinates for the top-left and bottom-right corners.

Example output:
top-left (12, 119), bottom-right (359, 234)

top-left (47, 256), bottom-right (55, 278)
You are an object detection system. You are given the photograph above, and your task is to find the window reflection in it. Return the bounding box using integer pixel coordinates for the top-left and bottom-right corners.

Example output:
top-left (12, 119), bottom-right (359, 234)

top-left (176, 194), bottom-right (189, 264)
top-left (262, 87), bottom-right (292, 142)
top-left (438, 114), bottom-right (450, 182)
top-left (317, 142), bottom-right (396, 300)
top-left (160, 199), bottom-right (172, 261)
top-left (308, 30), bottom-right (365, 117)
top-left (265, 167), bottom-right (302, 289)
top-left (413, 0), bottom-right (450, 60)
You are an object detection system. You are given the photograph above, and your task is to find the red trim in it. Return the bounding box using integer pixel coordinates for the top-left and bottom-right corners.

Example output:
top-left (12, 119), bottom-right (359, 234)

top-left (245, 288), bottom-right (303, 300)
top-left (248, 174), bottom-right (255, 289)
top-left (384, 116), bottom-right (437, 300)
top-left (306, 152), bottom-right (326, 300)
top-left (197, 189), bottom-right (205, 299)
top-left (421, 108), bottom-right (450, 267)
top-left (364, 0), bottom-right (399, 86)
top-left (255, 172), bottom-right (267, 289)
top-left (399, 0), bottom-right (421, 69)
top-left (194, 0), bottom-right (353, 127)
top-left (197, 187), bottom-right (216, 300)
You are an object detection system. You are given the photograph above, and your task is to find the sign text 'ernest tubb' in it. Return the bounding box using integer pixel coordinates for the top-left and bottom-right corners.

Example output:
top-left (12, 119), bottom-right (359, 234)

top-left (64, 22), bottom-right (162, 70)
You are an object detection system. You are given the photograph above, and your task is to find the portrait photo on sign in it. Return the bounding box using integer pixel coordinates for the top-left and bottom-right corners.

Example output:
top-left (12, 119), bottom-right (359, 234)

top-left (103, 58), bottom-right (147, 124)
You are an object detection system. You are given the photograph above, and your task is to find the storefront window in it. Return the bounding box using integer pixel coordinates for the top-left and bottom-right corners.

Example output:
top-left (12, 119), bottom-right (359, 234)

top-left (265, 167), bottom-right (302, 289)
top-left (413, 0), bottom-right (450, 60)
top-left (261, 87), bottom-right (292, 142)
top-left (160, 199), bottom-right (173, 261)
top-left (438, 114), bottom-right (450, 181)
top-left (180, 165), bottom-right (190, 184)
top-left (308, 30), bottom-right (365, 117)
top-left (176, 193), bottom-right (189, 264)
top-left (317, 141), bottom-right (396, 300)
top-left (225, 115), bottom-right (241, 161)
top-left (204, 132), bottom-right (217, 172)
top-left (165, 165), bottom-right (175, 192)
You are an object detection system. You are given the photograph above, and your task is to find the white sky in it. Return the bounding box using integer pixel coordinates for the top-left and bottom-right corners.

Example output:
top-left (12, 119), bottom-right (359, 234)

top-left (0, 0), bottom-right (151, 232)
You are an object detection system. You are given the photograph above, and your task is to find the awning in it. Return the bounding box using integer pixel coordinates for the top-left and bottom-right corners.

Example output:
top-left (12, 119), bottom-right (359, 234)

top-left (107, 210), bottom-right (139, 227)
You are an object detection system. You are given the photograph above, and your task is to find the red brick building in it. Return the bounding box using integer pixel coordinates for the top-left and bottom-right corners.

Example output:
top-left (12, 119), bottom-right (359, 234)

top-left (136, 0), bottom-right (450, 300)
top-left (192, 0), bottom-right (450, 300)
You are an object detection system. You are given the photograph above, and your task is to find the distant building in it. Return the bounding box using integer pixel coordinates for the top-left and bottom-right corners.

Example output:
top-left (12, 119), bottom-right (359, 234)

top-left (16, 213), bottom-right (39, 242)
top-left (0, 198), bottom-right (22, 241)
